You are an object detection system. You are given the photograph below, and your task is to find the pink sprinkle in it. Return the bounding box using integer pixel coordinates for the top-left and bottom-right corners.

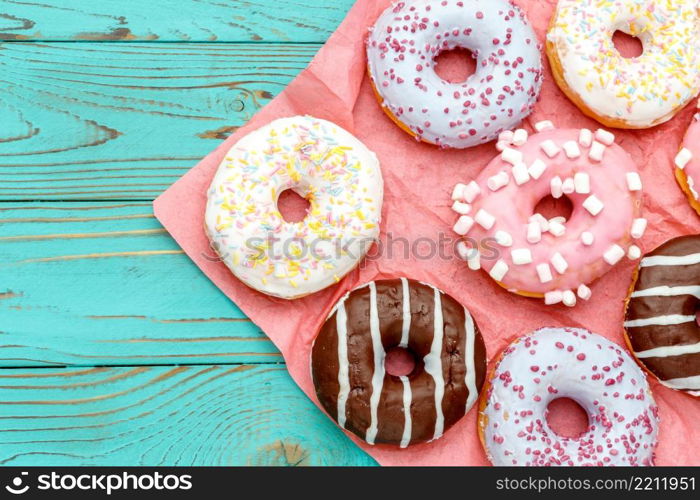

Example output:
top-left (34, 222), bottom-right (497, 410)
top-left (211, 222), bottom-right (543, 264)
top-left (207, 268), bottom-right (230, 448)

top-left (577, 353), bottom-right (586, 361)
top-left (476, 11), bottom-right (484, 19)
top-left (530, 366), bottom-right (539, 372)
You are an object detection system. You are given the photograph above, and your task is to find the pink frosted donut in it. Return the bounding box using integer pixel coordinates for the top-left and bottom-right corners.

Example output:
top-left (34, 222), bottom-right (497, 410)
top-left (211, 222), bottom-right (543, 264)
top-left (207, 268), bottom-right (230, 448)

top-left (674, 105), bottom-right (700, 216)
top-left (450, 123), bottom-right (645, 307)
top-left (479, 327), bottom-right (659, 466)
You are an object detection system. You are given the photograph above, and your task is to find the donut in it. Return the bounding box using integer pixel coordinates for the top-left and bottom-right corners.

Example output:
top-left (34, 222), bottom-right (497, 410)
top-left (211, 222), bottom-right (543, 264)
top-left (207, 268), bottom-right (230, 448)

top-left (624, 235), bottom-right (700, 397)
top-left (205, 116), bottom-right (383, 300)
top-left (311, 278), bottom-right (487, 447)
top-left (450, 123), bottom-right (644, 307)
top-left (547, 0), bottom-right (700, 129)
top-left (675, 105), bottom-right (700, 216)
top-left (478, 327), bottom-right (659, 466)
top-left (366, 0), bottom-right (543, 149)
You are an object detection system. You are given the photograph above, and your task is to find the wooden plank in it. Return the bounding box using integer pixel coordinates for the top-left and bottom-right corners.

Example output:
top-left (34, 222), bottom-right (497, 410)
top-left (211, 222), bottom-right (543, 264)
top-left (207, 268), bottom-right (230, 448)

top-left (0, 364), bottom-right (376, 465)
top-left (0, 202), bottom-right (283, 367)
top-left (0, 42), bottom-right (319, 201)
top-left (0, 0), bottom-right (354, 42)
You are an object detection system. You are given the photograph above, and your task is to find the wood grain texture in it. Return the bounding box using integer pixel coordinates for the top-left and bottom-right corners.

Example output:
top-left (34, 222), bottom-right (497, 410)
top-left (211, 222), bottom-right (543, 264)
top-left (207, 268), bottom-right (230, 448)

top-left (0, 0), bottom-right (355, 42)
top-left (0, 202), bottom-right (282, 367)
top-left (0, 364), bottom-right (376, 465)
top-left (0, 42), bottom-right (319, 200)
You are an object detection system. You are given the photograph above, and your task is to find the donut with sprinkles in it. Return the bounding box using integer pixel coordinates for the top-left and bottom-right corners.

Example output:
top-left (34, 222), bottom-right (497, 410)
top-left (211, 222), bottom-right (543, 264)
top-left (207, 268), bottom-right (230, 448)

top-left (547, 0), bottom-right (700, 129)
top-left (205, 116), bottom-right (384, 299)
top-left (478, 327), bottom-right (659, 466)
top-left (311, 278), bottom-right (487, 447)
top-left (366, 0), bottom-right (543, 149)
top-left (624, 235), bottom-right (700, 397)
top-left (675, 104), bottom-right (700, 216)
top-left (450, 122), bottom-right (644, 307)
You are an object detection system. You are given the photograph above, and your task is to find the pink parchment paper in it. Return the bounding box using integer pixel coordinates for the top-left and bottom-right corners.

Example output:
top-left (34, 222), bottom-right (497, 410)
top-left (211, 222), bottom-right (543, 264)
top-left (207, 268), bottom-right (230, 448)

top-left (154, 0), bottom-right (700, 465)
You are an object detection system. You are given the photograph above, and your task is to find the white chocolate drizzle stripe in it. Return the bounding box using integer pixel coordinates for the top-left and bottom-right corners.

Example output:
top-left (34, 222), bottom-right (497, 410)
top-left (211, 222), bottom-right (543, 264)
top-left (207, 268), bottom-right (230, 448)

top-left (624, 314), bottom-right (696, 328)
top-left (640, 253), bottom-right (700, 268)
top-left (463, 308), bottom-right (478, 412)
top-left (365, 281), bottom-right (385, 445)
top-left (631, 285), bottom-right (700, 299)
top-left (660, 374), bottom-right (700, 390)
top-left (424, 287), bottom-right (445, 441)
top-left (635, 342), bottom-right (700, 359)
top-left (400, 277), bottom-right (411, 348)
top-left (399, 376), bottom-right (412, 448)
top-left (336, 298), bottom-right (350, 429)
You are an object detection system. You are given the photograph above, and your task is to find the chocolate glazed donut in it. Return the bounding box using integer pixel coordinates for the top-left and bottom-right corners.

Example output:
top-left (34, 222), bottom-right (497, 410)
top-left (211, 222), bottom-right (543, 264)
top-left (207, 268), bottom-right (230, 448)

top-left (624, 235), bottom-right (700, 396)
top-left (311, 278), bottom-right (487, 447)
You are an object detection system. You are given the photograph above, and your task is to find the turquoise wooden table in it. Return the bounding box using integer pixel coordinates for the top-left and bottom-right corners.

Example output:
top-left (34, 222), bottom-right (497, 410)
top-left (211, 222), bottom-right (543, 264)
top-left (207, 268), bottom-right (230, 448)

top-left (0, 0), bottom-right (376, 466)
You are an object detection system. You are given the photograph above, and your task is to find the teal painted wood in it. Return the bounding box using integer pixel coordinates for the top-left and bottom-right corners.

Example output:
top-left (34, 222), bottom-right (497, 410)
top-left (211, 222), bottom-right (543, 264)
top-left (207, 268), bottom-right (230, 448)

top-left (0, 0), bottom-right (355, 42)
top-left (0, 42), bottom-right (319, 200)
top-left (0, 364), bottom-right (376, 466)
top-left (0, 202), bottom-right (282, 367)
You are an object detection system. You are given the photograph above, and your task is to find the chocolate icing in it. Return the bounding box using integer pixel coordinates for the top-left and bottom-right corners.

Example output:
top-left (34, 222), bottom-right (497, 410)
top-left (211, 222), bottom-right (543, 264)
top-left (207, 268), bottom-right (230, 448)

top-left (624, 235), bottom-right (700, 393)
top-left (311, 278), bottom-right (487, 447)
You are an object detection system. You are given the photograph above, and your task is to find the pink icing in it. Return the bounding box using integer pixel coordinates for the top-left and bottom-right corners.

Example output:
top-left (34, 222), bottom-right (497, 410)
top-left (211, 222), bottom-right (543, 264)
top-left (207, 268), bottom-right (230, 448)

top-left (453, 126), bottom-right (643, 301)
top-left (678, 108), bottom-right (700, 201)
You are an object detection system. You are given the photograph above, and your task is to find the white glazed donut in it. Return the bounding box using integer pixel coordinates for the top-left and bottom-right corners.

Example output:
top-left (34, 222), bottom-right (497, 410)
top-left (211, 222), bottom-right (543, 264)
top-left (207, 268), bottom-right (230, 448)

top-left (205, 116), bottom-right (384, 299)
top-left (478, 327), bottom-right (659, 466)
top-left (367, 0), bottom-right (543, 148)
top-left (547, 0), bottom-right (700, 129)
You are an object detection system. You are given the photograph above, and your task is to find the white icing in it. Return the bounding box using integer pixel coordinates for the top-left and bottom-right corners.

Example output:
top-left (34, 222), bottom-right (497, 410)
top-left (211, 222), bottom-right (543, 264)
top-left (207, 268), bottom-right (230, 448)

top-left (367, 0), bottom-right (543, 148)
top-left (463, 308), bottom-right (478, 412)
top-left (660, 374), bottom-right (700, 391)
top-left (336, 297), bottom-right (350, 429)
top-left (205, 116), bottom-right (383, 299)
top-left (365, 281), bottom-right (385, 445)
top-left (400, 277), bottom-right (411, 348)
top-left (631, 285), bottom-right (700, 299)
top-left (640, 252), bottom-right (700, 268)
top-left (624, 314), bottom-right (696, 328)
top-left (635, 342), bottom-right (700, 359)
top-left (423, 286), bottom-right (445, 441)
top-left (399, 376), bottom-right (413, 448)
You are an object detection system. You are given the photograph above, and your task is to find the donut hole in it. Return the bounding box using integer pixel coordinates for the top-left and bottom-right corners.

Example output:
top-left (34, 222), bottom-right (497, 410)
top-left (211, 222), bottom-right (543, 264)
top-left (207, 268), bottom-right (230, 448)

top-left (545, 398), bottom-right (590, 439)
top-left (612, 31), bottom-right (644, 59)
top-left (433, 47), bottom-right (477, 84)
top-left (277, 189), bottom-right (310, 223)
top-left (533, 195), bottom-right (574, 222)
top-left (385, 346), bottom-right (417, 377)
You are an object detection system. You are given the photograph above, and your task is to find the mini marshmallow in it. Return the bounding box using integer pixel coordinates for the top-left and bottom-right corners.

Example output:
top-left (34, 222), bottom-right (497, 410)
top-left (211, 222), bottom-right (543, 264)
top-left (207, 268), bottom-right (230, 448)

top-left (527, 221), bottom-right (542, 243)
top-left (563, 140), bottom-right (581, 159)
top-left (549, 220), bottom-right (566, 237)
top-left (530, 213), bottom-right (549, 232)
top-left (574, 172), bottom-right (590, 194)
top-left (549, 216), bottom-right (566, 226)
top-left (456, 241), bottom-right (471, 260)
top-left (511, 248), bottom-right (533, 265)
top-left (540, 139), bottom-right (561, 158)
top-left (512, 128), bottom-right (528, 146)
top-left (628, 245), bottom-right (641, 260)
top-left (577, 284), bottom-right (592, 301)
top-left (550, 176), bottom-right (563, 198)
top-left (528, 159), bottom-right (547, 180)
top-left (581, 231), bottom-right (595, 246)
top-left (452, 201), bottom-right (471, 215)
top-left (496, 140), bottom-right (509, 152)
top-left (501, 147), bottom-right (523, 166)
top-left (489, 260), bottom-right (509, 281)
top-left (498, 130), bottom-right (515, 144)
top-left (495, 230), bottom-right (513, 247)
top-left (467, 250), bottom-right (481, 270)
top-left (550, 252), bottom-right (569, 274)
top-left (595, 128), bottom-right (615, 146)
top-left (475, 209), bottom-right (495, 229)
top-left (583, 194), bottom-right (604, 216)
top-left (488, 171), bottom-right (510, 191)
top-left (562, 177), bottom-right (575, 194)
top-left (462, 181), bottom-right (481, 202)
top-left (578, 128), bottom-right (593, 147)
top-left (453, 215), bottom-right (474, 235)
top-left (589, 141), bottom-right (606, 162)
top-left (512, 163), bottom-right (530, 185)
top-left (631, 218), bottom-right (647, 239)
top-left (562, 290), bottom-right (577, 307)
top-left (544, 290), bottom-right (563, 305)
top-left (451, 183), bottom-right (466, 201)
top-left (603, 244), bottom-right (625, 265)
top-left (534, 120), bottom-right (555, 132)
top-left (675, 148), bottom-right (692, 169)
top-left (626, 172), bottom-right (642, 191)
top-left (537, 263), bottom-right (553, 283)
